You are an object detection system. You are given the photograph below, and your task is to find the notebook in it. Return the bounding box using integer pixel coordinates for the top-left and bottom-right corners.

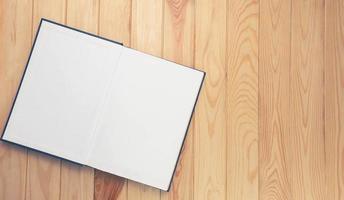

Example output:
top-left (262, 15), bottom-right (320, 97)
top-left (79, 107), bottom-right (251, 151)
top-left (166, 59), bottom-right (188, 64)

top-left (1, 18), bottom-right (205, 191)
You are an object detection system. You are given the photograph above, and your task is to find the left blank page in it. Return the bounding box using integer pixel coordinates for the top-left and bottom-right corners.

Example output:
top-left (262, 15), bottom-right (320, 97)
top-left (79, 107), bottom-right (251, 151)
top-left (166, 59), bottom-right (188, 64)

top-left (2, 20), bottom-right (123, 164)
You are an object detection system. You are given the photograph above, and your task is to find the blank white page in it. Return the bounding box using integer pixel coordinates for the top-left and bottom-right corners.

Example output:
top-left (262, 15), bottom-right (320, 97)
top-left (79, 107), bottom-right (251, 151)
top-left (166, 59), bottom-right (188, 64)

top-left (2, 20), bottom-right (123, 163)
top-left (87, 47), bottom-right (204, 191)
top-left (2, 19), bottom-right (205, 191)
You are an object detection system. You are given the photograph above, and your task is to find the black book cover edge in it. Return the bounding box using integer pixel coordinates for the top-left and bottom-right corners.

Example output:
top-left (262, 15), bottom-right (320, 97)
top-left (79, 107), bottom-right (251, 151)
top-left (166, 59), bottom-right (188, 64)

top-left (0, 18), bottom-right (206, 192)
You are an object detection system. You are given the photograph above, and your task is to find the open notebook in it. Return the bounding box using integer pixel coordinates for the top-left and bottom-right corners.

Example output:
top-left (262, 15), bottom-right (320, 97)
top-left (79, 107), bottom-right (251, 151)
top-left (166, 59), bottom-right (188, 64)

top-left (1, 19), bottom-right (205, 191)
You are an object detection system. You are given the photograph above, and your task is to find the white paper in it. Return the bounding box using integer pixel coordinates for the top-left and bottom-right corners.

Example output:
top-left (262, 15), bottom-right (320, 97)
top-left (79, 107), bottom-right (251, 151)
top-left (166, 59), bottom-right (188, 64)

top-left (2, 19), bottom-right (204, 191)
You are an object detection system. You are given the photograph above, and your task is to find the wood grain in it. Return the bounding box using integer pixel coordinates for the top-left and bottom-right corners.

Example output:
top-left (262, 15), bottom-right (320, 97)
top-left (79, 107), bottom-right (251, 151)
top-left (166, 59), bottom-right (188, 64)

top-left (65, 0), bottom-right (99, 33)
top-left (258, 0), bottom-right (292, 199)
top-left (128, 0), bottom-right (163, 199)
top-left (194, 0), bottom-right (227, 199)
top-left (325, 0), bottom-right (344, 199)
top-left (0, 0), bottom-right (32, 199)
top-left (94, 172), bottom-right (127, 200)
top-left (60, 0), bottom-right (98, 199)
top-left (289, 0), bottom-right (325, 199)
top-left (32, 0), bottom-right (66, 31)
top-left (99, 0), bottom-right (131, 46)
top-left (25, 1), bottom-right (66, 199)
top-left (26, 153), bottom-right (60, 200)
top-left (61, 162), bottom-right (94, 200)
top-left (2, 0), bottom-right (344, 199)
top-left (160, 0), bottom-right (194, 199)
top-left (95, 0), bottom-right (131, 199)
top-left (130, 0), bottom-right (163, 56)
top-left (226, 0), bottom-right (258, 199)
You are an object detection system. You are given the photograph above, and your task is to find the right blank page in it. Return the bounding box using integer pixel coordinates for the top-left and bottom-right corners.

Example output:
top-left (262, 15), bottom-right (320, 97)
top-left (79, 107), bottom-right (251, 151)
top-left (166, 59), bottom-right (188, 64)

top-left (87, 47), bottom-right (204, 191)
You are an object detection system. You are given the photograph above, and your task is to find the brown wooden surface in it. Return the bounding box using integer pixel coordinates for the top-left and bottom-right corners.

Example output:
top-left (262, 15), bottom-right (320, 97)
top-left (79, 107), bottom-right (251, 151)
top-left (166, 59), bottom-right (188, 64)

top-left (289, 0), bottom-right (325, 198)
top-left (227, 0), bottom-right (258, 199)
top-left (194, 0), bottom-right (227, 199)
top-left (0, 0), bottom-right (343, 199)
top-left (160, 0), bottom-right (194, 199)
top-left (258, 0), bottom-right (292, 199)
top-left (325, 0), bottom-right (344, 199)
top-left (0, 0), bottom-right (32, 200)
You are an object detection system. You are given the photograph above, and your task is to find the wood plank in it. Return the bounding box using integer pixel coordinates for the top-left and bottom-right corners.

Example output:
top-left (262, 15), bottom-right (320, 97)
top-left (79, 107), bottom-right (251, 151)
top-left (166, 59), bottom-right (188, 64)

top-left (325, 0), bottom-right (344, 199)
top-left (26, 153), bottom-right (61, 200)
top-left (226, 0), bottom-right (258, 199)
top-left (0, 0), bottom-right (32, 199)
top-left (32, 0), bottom-right (66, 31)
top-left (25, 1), bottom-right (66, 199)
top-left (95, 0), bottom-right (131, 199)
top-left (160, 0), bottom-right (194, 199)
top-left (99, 0), bottom-right (131, 46)
top-left (258, 0), bottom-right (292, 199)
top-left (65, 0), bottom-right (99, 32)
top-left (128, 0), bottom-right (163, 199)
top-left (130, 0), bottom-right (163, 56)
top-left (94, 172), bottom-right (127, 200)
top-left (194, 0), bottom-right (227, 199)
top-left (60, 0), bottom-right (98, 199)
top-left (289, 0), bottom-right (326, 198)
top-left (61, 162), bottom-right (94, 200)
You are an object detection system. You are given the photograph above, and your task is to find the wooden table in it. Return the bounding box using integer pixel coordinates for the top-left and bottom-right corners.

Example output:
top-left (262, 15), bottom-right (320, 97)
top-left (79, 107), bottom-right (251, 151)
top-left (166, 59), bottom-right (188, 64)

top-left (0, 0), bottom-right (343, 199)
